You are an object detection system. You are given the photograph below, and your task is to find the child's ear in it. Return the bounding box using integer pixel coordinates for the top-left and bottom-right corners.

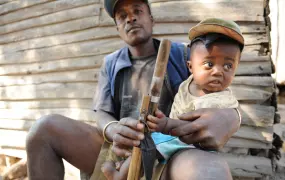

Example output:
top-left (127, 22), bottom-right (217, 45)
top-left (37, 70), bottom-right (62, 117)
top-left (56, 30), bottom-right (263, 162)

top-left (187, 61), bottom-right (192, 73)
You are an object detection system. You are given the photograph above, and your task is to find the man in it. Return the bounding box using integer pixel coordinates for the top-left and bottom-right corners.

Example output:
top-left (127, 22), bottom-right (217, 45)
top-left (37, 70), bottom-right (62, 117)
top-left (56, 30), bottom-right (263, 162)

top-left (26, 0), bottom-right (241, 179)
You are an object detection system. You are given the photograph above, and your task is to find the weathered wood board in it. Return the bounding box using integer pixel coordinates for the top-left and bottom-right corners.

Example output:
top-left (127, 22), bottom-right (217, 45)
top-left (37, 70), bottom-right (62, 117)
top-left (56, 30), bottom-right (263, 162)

top-left (0, 1), bottom-right (275, 178)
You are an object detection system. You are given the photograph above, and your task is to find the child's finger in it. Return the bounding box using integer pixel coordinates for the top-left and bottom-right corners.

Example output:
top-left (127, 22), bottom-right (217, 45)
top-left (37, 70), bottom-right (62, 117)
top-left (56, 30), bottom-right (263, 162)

top-left (147, 121), bottom-right (158, 130)
top-left (115, 160), bottom-right (125, 170)
top-left (147, 114), bottom-right (158, 122)
top-left (155, 109), bottom-right (165, 118)
top-left (117, 157), bottom-right (131, 179)
top-left (101, 161), bottom-right (116, 180)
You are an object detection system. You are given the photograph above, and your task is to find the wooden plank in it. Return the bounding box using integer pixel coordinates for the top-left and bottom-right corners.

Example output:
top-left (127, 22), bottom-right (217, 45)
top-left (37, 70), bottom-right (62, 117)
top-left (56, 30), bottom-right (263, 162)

top-left (273, 124), bottom-right (285, 147)
top-left (2, 69), bottom-right (99, 85)
top-left (0, 148), bottom-right (26, 159)
top-left (0, 118), bottom-right (97, 132)
top-left (0, 118), bottom-right (98, 131)
top-left (220, 153), bottom-right (273, 177)
top-left (230, 85), bottom-right (273, 102)
top-left (154, 22), bottom-right (266, 35)
top-left (0, 119), bottom-right (33, 130)
top-left (0, 82), bottom-right (96, 100)
top-left (155, 34), bottom-right (268, 46)
top-left (151, 1), bottom-right (264, 22)
top-left (232, 76), bottom-right (274, 87)
top-left (0, 0), bottom-right (16, 5)
top-left (0, 117), bottom-right (273, 144)
top-left (0, 36), bottom-right (268, 65)
top-left (0, 82), bottom-right (273, 101)
top-left (0, 68), bottom-right (274, 88)
top-left (0, 0), bottom-right (54, 15)
top-left (241, 52), bottom-right (270, 62)
top-left (100, 0), bottom-right (265, 25)
top-left (0, 101), bottom-right (272, 128)
top-left (0, 69), bottom-right (99, 86)
top-left (0, 38), bottom-right (120, 65)
top-left (0, 101), bottom-right (274, 128)
top-left (233, 125), bottom-right (273, 143)
top-left (0, 0), bottom-right (99, 25)
top-left (225, 138), bottom-right (272, 149)
top-left (149, 0), bottom-right (264, 2)
top-left (0, 99), bottom-right (93, 109)
top-left (0, 119), bottom-right (94, 130)
top-left (0, 15), bottom-right (100, 45)
top-left (220, 147), bottom-right (248, 155)
top-left (0, 4), bottom-right (100, 36)
top-left (0, 55), bottom-right (104, 76)
top-left (0, 106), bottom-right (274, 139)
top-left (0, 19), bottom-right (115, 54)
top-left (0, 129), bottom-right (27, 149)
top-left (0, 108), bottom-right (95, 121)
top-left (0, 23), bottom-right (267, 54)
top-left (0, 55), bottom-right (271, 76)
top-left (235, 61), bottom-right (272, 75)
top-left (0, 103), bottom-right (274, 127)
top-left (239, 104), bottom-right (275, 127)
top-left (0, 130), bottom-right (272, 151)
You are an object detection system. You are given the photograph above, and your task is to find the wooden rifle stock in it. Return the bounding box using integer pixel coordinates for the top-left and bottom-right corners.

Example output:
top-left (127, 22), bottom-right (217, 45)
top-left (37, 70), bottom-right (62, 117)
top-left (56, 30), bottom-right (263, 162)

top-left (127, 39), bottom-right (171, 180)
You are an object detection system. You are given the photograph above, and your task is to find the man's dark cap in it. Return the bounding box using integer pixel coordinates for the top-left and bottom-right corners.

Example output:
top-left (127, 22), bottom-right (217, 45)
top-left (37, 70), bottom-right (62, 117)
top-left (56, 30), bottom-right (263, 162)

top-left (104, 0), bottom-right (149, 18)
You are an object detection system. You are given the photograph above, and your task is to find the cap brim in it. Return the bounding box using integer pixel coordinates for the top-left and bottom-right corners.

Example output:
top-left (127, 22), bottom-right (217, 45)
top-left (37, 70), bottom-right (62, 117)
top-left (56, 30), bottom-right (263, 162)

top-left (104, 0), bottom-right (149, 18)
top-left (104, 0), bottom-right (119, 18)
top-left (189, 24), bottom-right (244, 45)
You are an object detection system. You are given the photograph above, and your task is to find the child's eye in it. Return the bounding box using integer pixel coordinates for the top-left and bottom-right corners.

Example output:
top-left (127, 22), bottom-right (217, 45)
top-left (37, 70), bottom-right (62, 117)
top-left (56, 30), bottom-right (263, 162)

top-left (120, 13), bottom-right (127, 20)
top-left (224, 63), bottom-right (233, 70)
top-left (204, 62), bottom-right (214, 68)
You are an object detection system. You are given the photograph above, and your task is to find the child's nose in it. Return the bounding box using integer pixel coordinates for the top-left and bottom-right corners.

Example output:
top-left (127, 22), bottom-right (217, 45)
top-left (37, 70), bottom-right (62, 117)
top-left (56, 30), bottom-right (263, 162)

top-left (212, 66), bottom-right (223, 76)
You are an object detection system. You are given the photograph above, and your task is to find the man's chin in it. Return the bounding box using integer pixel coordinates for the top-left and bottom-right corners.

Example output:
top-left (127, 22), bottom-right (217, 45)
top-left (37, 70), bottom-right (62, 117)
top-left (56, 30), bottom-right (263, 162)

top-left (126, 36), bottom-right (151, 46)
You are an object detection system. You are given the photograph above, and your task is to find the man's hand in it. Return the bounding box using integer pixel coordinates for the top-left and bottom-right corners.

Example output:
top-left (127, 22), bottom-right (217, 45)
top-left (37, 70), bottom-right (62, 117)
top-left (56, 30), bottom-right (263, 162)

top-left (170, 108), bottom-right (240, 150)
top-left (101, 157), bottom-right (131, 180)
top-left (106, 117), bottom-right (145, 157)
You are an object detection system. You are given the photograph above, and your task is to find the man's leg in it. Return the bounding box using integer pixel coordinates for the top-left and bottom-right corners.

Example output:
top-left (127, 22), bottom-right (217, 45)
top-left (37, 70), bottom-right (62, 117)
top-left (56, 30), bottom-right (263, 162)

top-left (160, 149), bottom-right (232, 180)
top-left (26, 114), bottom-right (104, 180)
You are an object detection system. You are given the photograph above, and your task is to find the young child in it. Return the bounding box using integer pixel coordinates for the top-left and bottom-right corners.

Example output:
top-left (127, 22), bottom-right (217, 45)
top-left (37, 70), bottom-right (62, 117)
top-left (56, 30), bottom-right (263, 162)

top-left (148, 18), bottom-right (244, 161)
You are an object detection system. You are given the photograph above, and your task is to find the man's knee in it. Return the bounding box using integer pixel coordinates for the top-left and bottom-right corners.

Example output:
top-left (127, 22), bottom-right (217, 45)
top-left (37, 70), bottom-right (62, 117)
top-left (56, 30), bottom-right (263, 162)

top-left (165, 149), bottom-right (232, 180)
top-left (26, 114), bottom-right (64, 150)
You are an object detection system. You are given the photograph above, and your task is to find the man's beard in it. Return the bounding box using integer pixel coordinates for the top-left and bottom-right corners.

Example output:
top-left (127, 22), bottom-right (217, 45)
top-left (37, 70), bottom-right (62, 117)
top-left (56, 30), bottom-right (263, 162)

top-left (126, 34), bottom-right (152, 46)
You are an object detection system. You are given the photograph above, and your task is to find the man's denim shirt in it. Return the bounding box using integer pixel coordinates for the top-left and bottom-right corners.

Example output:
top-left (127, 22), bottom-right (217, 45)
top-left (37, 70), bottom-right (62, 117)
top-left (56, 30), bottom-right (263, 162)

top-left (94, 39), bottom-right (190, 146)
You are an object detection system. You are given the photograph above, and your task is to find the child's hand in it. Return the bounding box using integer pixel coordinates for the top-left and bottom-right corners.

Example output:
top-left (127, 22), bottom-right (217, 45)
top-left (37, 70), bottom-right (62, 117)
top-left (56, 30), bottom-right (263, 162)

top-left (101, 157), bottom-right (131, 180)
top-left (147, 109), bottom-right (169, 134)
top-left (147, 109), bottom-right (189, 135)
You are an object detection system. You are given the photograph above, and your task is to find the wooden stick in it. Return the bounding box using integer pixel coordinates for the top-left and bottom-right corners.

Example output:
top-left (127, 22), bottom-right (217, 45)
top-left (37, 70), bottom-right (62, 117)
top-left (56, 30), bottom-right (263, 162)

top-left (127, 39), bottom-right (171, 180)
top-left (127, 96), bottom-right (150, 180)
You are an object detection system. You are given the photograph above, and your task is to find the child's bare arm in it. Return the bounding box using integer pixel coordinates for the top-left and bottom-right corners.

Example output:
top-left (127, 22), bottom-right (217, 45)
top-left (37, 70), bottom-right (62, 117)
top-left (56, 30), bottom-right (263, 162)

top-left (147, 110), bottom-right (188, 135)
